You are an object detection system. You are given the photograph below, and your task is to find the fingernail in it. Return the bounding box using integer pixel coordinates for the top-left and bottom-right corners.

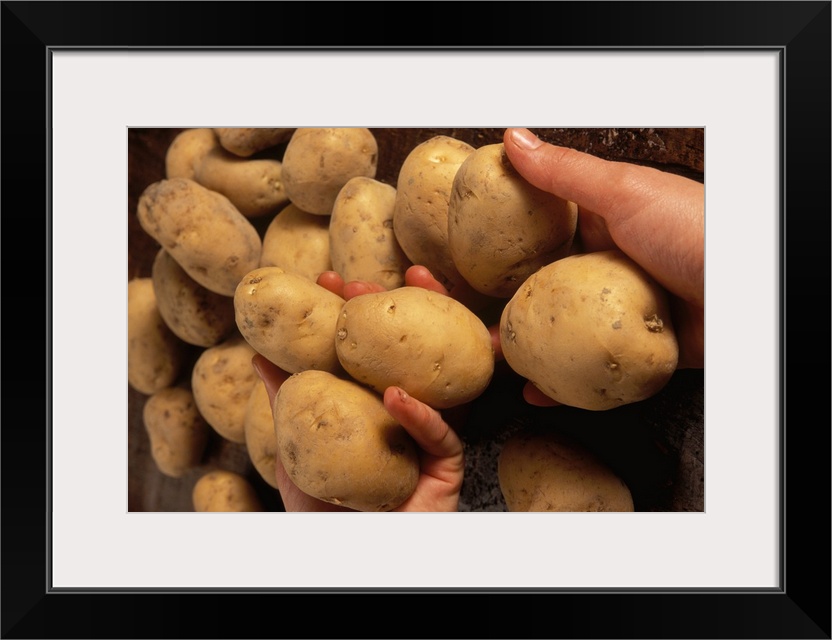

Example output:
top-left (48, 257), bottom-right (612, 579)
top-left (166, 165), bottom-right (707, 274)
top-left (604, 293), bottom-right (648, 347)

top-left (509, 127), bottom-right (543, 150)
top-left (397, 387), bottom-right (409, 403)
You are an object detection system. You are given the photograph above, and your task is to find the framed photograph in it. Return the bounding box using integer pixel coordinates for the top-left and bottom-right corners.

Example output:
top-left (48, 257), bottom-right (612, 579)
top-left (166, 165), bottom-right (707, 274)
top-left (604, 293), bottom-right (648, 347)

top-left (5, 1), bottom-right (829, 638)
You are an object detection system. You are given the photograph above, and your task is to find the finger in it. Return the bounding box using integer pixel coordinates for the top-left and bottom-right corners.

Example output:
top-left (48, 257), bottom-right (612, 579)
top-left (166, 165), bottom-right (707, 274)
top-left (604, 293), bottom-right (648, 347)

top-left (342, 280), bottom-right (387, 300)
top-left (316, 271), bottom-right (346, 298)
top-left (522, 380), bottom-right (561, 407)
top-left (251, 354), bottom-right (290, 407)
top-left (404, 265), bottom-right (449, 295)
top-left (383, 387), bottom-right (464, 466)
top-left (488, 323), bottom-right (504, 361)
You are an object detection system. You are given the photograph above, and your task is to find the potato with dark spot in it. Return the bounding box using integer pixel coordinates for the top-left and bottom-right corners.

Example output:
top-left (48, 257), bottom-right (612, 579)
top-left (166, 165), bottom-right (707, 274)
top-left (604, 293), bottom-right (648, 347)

top-left (500, 250), bottom-right (679, 410)
top-left (192, 469), bottom-right (264, 512)
top-left (137, 178), bottom-right (262, 296)
top-left (280, 128), bottom-right (378, 215)
top-left (191, 334), bottom-right (259, 444)
top-left (335, 286), bottom-right (494, 409)
top-left (392, 135), bottom-right (475, 289)
top-left (260, 203), bottom-right (332, 281)
top-left (214, 128), bottom-right (295, 157)
top-left (234, 266), bottom-right (345, 374)
top-left (128, 277), bottom-right (187, 395)
top-left (448, 143), bottom-right (578, 297)
top-left (151, 248), bottom-right (236, 347)
top-left (274, 370), bottom-right (419, 511)
top-left (498, 428), bottom-right (634, 512)
top-left (143, 386), bottom-right (209, 478)
top-left (329, 176), bottom-right (412, 290)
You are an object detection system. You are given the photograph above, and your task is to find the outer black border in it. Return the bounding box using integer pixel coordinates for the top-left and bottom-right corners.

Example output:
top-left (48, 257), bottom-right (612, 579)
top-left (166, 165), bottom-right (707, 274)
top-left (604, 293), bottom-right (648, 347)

top-left (3, 1), bottom-right (829, 638)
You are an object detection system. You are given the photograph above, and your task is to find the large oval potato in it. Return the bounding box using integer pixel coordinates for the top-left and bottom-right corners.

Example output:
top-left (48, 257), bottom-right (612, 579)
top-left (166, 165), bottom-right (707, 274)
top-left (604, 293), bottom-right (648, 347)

top-left (329, 176), bottom-right (411, 290)
top-left (214, 127), bottom-right (295, 157)
top-left (234, 266), bottom-right (345, 374)
top-left (280, 127), bottom-right (378, 215)
top-left (274, 370), bottom-right (420, 511)
top-left (392, 135), bottom-right (475, 289)
top-left (128, 277), bottom-right (187, 395)
top-left (335, 286), bottom-right (494, 409)
top-left (165, 128), bottom-right (220, 180)
top-left (143, 386), bottom-right (209, 478)
top-left (448, 143), bottom-right (578, 297)
top-left (137, 178), bottom-right (262, 296)
top-left (151, 248), bottom-right (236, 347)
top-left (500, 250), bottom-right (679, 410)
top-left (192, 470), bottom-right (264, 512)
top-left (498, 428), bottom-right (634, 512)
top-left (193, 147), bottom-right (288, 218)
top-left (191, 334), bottom-right (259, 444)
top-left (259, 203), bottom-right (332, 281)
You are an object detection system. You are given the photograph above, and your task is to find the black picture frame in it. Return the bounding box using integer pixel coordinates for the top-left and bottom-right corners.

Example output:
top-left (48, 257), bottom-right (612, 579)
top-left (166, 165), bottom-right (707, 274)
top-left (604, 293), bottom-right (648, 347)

top-left (4, 1), bottom-right (829, 638)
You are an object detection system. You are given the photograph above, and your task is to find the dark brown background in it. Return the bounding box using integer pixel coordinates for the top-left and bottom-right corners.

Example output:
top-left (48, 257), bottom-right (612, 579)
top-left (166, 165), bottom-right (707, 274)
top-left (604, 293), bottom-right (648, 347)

top-left (128, 127), bottom-right (705, 513)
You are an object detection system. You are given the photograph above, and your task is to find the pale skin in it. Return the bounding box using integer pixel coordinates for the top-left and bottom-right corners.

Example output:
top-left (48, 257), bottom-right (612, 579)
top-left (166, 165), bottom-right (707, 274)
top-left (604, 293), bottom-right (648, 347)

top-left (253, 127), bottom-right (705, 509)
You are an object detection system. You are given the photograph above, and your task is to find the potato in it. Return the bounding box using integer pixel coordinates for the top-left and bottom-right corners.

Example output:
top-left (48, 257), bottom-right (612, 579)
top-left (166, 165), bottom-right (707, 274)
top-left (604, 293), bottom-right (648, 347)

top-left (447, 143), bottom-right (578, 297)
top-left (143, 386), bottom-right (209, 478)
top-left (165, 128), bottom-right (219, 180)
top-left (259, 203), bottom-right (332, 281)
top-left (392, 135), bottom-right (475, 289)
top-left (151, 248), bottom-right (236, 347)
top-left (335, 286), bottom-right (494, 409)
top-left (234, 266), bottom-right (345, 374)
top-left (192, 469), bottom-right (264, 512)
top-left (191, 334), bottom-right (259, 444)
top-left (274, 370), bottom-right (419, 511)
top-left (498, 428), bottom-right (634, 512)
top-left (128, 277), bottom-right (187, 395)
top-left (500, 250), bottom-right (679, 410)
top-left (244, 379), bottom-right (279, 490)
top-left (214, 127), bottom-right (295, 157)
top-left (193, 147), bottom-right (288, 218)
top-left (329, 176), bottom-right (411, 290)
top-left (137, 178), bottom-right (262, 296)
top-left (280, 128), bottom-right (378, 215)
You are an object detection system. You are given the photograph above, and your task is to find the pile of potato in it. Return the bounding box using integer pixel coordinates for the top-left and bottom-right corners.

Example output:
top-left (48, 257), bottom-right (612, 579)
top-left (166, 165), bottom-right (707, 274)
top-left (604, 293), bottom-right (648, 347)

top-left (129, 127), bottom-right (680, 512)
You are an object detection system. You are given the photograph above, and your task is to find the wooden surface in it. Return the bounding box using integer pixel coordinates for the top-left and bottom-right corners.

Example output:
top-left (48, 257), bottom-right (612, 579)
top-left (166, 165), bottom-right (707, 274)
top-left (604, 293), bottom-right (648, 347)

top-left (128, 127), bottom-right (705, 512)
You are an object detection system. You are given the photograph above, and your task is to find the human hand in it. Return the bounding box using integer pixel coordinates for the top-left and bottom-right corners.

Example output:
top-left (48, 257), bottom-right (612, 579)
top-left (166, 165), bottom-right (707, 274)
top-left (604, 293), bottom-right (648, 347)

top-left (502, 127), bottom-right (705, 406)
top-left (251, 265), bottom-right (467, 512)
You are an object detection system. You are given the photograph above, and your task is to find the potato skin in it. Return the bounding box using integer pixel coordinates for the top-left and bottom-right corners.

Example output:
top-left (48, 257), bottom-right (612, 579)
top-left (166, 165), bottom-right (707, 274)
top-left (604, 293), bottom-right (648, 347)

top-left (244, 380), bottom-right (279, 489)
top-left (335, 286), bottom-right (494, 409)
top-left (274, 370), bottom-right (419, 511)
top-left (128, 278), bottom-right (187, 395)
top-left (192, 470), bottom-right (264, 512)
top-left (329, 176), bottom-right (411, 290)
top-left (260, 203), bottom-right (332, 281)
top-left (280, 128), bottom-right (378, 215)
top-left (151, 248), bottom-right (236, 347)
top-left (143, 386), bottom-right (209, 478)
top-left (165, 128), bottom-right (219, 180)
top-left (500, 250), bottom-right (679, 410)
top-left (234, 267), bottom-right (345, 374)
top-left (191, 334), bottom-right (259, 444)
top-left (193, 147), bottom-right (288, 218)
top-left (137, 178), bottom-right (262, 296)
top-left (498, 429), bottom-right (634, 512)
top-left (448, 143), bottom-right (578, 297)
top-left (214, 127), bottom-right (295, 157)
top-left (393, 135), bottom-right (475, 288)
